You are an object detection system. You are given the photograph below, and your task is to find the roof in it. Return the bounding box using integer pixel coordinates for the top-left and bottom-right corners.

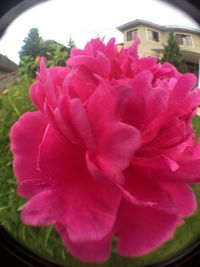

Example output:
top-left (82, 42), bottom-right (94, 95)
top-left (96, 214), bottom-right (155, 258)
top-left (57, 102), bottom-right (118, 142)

top-left (117, 19), bottom-right (200, 35)
top-left (0, 54), bottom-right (18, 72)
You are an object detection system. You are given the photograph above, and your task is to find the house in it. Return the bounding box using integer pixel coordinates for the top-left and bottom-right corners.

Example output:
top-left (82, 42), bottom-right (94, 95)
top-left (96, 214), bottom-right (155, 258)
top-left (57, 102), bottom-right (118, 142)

top-left (117, 19), bottom-right (200, 76)
top-left (0, 54), bottom-right (18, 91)
top-left (0, 54), bottom-right (18, 76)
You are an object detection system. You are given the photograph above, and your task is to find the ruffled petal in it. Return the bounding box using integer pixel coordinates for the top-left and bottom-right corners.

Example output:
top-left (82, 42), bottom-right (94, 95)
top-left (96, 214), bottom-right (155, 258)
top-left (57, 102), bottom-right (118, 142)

top-left (68, 98), bottom-right (96, 151)
top-left (18, 179), bottom-right (52, 198)
top-left (86, 152), bottom-right (156, 207)
top-left (29, 81), bottom-right (45, 112)
top-left (169, 73), bottom-right (196, 103)
top-left (123, 168), bottom-right (178, 211)
top-left (67, 51), bottom-right (110, 79)
top-left (160, 183), bottom-right (197, 217)
top-left (37, 125), bottom-right (121, 242)
top-left (115, 200), bottom-right (180, 257)
top-left (56, 223), bottom-right (112, 263)
top-left (145, 160), bottom-right (200, 183)
top-left (95, 122), bottom-right (141, 183)
top-left (11, 110), bottom-right (121, 243)
top-left (86, 83), bottom-right (141, 182)
top-left (139, 56), bottom-right (157, 70)
top-left (21, 189), bottom-right (64, 225)
top-left (10, 111), bottom-right (52, 198)
top-left (30, 60), bottom-right (70, 111)
top-left (133, 154), bottom-right (179, 172)
top-left (62, 68), bottom-right (97, 101)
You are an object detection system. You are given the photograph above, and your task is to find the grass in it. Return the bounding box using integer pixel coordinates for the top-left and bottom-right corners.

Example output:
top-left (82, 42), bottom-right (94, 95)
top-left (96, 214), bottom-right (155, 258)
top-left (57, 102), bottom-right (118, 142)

top-left (1, 81), bottom-right (200, 267)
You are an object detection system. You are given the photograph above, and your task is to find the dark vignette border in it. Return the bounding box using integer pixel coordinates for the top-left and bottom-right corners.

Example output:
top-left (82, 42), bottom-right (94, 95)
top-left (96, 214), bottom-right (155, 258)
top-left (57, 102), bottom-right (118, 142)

top-left (1, 0), bottom-right (200, 266)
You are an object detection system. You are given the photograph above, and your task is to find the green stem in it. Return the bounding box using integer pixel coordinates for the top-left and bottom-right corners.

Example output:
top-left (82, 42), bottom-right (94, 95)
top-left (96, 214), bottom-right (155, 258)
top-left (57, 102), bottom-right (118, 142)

top-left (6, 95), bottom-right (20, 116)
top-left (44, 226), bottom-right (54, 247)
top-left (0, 206), bottom-right (9, 212)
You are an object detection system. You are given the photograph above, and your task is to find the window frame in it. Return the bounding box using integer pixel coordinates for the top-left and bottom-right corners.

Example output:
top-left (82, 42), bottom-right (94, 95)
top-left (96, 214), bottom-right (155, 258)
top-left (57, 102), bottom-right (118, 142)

top-left (174, 32), bottom-right (193, 47)
top-left (126, 28), bottom-right (139, 42)
top-left (146, 28), bottom-right (160, 43)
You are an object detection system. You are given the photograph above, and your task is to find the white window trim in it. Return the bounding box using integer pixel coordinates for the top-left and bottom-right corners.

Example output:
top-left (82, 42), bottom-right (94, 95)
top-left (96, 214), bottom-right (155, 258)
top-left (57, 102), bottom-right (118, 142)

top-left (146, 28), bottom-right (161, 43)
top-left (126, 28), bottom-right (140, 42)
top-left (174, 32), bottom-right (194, 48)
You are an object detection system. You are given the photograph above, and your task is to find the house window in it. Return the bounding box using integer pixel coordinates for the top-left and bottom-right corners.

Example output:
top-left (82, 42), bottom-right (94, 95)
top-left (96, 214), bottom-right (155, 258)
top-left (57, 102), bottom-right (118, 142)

top-left (175, 33), bottom-right (192, 46)
top-left (147, 29), bottom-right (159, 42)
top-left (126, 29), bottom-right (138, 41)
top-left (185, 61), bottom-right (198, 75)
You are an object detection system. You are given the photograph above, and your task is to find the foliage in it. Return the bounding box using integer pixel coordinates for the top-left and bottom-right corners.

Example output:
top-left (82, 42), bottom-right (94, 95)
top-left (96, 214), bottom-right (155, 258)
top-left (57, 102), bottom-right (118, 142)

top-left (161, 31), bottom-right (187, 73)
top-left (39, 40), bottom-right (68, 67)
top-left (18, 28), bottom-right (76, 80)
top-left (1, 81), bottom-right (200, 266)
top-left (18, 55), bottom-right (38, 81)
top-left (66, 36), bottom-right (76, 55)
top-left (19, 28), bottom-right (43, 61)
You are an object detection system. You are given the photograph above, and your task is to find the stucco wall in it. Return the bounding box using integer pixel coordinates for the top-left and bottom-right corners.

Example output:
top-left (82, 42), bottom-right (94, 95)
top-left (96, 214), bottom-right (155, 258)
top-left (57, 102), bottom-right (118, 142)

top-left (122, 25), bottom-right (200, 62)
top-left (125, 25), bottom-right (164, 58)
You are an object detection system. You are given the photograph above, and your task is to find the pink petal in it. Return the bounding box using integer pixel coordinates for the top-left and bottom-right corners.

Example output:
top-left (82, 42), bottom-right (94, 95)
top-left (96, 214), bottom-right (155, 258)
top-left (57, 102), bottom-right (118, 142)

top-left (115, 200), bottom-right (180, 257)
top-left (62, 68), bottom-right (97, 102)
top-left (120, 89), bottom-right (145, 130)
top-left (83, 38), bottom-right (106, 56)
top-left (37, 125), bottom-right (121, 242)
top-left (121, 70), bottom-right (169, 140)
top-left (48, 66), bottom-right (70, 86)
top-left (10, 111), bottom-right (51, 197)
top-left (56, 223), bottom-right (112, 263)
top-left (21, 189), bottom-right (64, 226)
top-left (29, 81), bottom-right (45, 112)
top-left (139, 56), bottom-right (157, 70)
top-left (11, 111), bottom-right (120, 241)
top-left (18, 179), bottom-right (52, 198)
top-left (105, 38), bottom-right (117, 59)
top-left (141, 118), bottom-right (192, 152)
top-left (123, 168), bottom-right (178, 211)
top-left (146, 160), bottom-right (200, 183)
top-left (30, 61), bottom-right (70, 112)
top-left (86, 83), bottom-right (141, 182)
top-left (96, 122), bottom-right (141, 183)
top-left (160, 183), bottom-right (197, 217)
top-left (86, 152), bottom-right (156, 207)
top-left (69, 98), bottom-right (96, 152)
top-left (170, 73), bottom-right (196, 102)
top-left (43, 75), bottom-right (58, 109)
top-left (43, 102), bottom-right (62, 135)
top-left (133, 155), bottom-right (179, 171)
top-left (38, 57), bottom-right (48, 82)
top-left (67, 51), bottom-right (110, 79)
top-left (54, 98), bottom-right (80, 144)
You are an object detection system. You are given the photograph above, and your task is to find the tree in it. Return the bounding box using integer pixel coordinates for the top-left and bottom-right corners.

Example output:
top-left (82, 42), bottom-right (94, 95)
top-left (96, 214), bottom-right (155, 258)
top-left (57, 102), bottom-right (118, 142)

top-left (18, 28), bottom-right (76, 80)
top-left (161, 31), bottom-right (187, 73)
top-left (19, 28), bottom-right (43, 61)
top-left (39, 40), bottom-right (69, 66)
top-left (66, 36), bottom-right (76, 55)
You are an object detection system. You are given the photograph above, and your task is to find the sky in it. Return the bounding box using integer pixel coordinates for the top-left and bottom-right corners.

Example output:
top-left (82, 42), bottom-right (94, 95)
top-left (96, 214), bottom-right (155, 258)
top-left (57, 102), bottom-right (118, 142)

top-left (0, 0), bottom-right (199, 64)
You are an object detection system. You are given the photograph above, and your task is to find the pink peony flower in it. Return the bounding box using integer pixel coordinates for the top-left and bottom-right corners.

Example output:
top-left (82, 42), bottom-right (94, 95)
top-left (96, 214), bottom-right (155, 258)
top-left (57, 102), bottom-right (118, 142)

top-left (10, 37), bottom-right (200, 263)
